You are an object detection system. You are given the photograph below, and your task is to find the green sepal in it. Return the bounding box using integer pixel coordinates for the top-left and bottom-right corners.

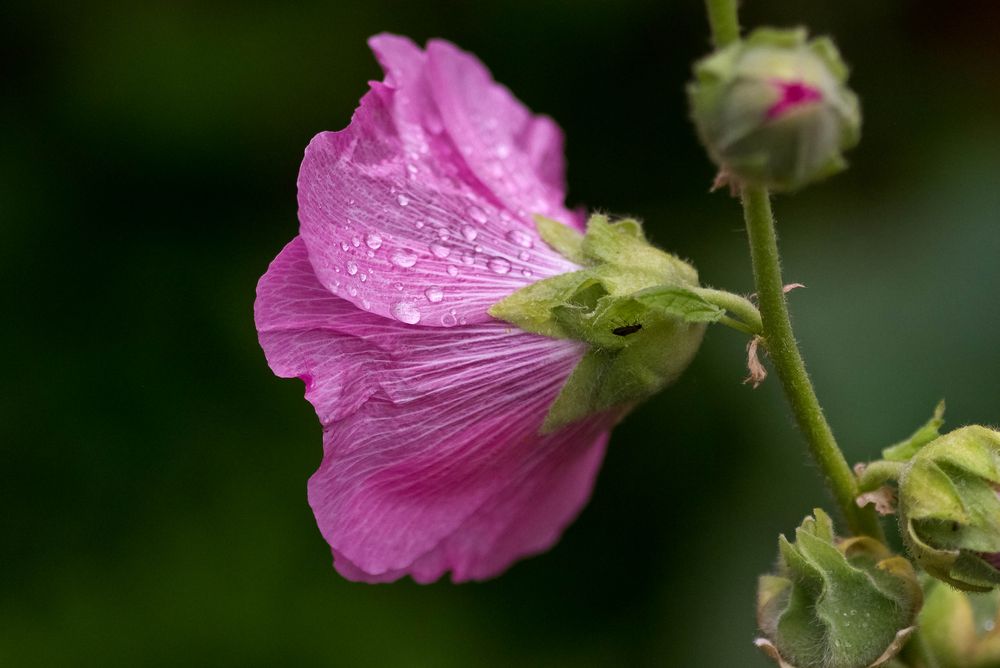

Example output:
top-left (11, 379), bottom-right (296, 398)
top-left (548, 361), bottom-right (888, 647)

top-left (488, 270), bottom-right (598, 339)
top-left (542, 313), bottom-right (707, 433)
top-left (580, 214), bottom-right (699, 286)
top-left (535, 214), bottom-right (585, 264)
top-left (757, 510), bottom-right (921, 668)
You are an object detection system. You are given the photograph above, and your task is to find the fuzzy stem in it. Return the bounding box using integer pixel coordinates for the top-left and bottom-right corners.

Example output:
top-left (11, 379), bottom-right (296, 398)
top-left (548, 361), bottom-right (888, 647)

top-left (692, 287), bottom-right (763, 334)
top-left (705, 0), bottom-right (741, 48)
top-left (742, 186), bottom-right (884, 539)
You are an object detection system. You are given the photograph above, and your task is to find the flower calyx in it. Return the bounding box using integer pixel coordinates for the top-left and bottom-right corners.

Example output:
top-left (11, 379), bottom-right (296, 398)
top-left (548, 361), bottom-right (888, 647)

top-left (490, 214), bottom-right (753, 432)
top-left (756, 509), bottom-right (921, 668)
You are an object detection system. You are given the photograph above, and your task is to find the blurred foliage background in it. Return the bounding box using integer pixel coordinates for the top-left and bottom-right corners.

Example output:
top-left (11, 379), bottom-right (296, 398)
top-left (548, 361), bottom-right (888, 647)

top-left (3, 1), bottom-right (1000, 666)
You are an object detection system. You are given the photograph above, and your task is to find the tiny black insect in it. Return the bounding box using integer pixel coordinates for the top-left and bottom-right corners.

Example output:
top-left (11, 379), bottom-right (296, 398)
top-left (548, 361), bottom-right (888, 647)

top-left (612, 323), bottom-right (643, 336)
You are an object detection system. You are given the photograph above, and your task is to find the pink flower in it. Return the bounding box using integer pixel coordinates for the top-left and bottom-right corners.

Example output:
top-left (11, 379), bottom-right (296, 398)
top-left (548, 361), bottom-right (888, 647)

top-left (254, 34), bottom-right (618, 583)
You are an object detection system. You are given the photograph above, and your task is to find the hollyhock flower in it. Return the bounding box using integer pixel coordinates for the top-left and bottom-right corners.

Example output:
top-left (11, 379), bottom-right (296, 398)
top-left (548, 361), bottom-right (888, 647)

top-left (255, 34), bottom-right (705, 583)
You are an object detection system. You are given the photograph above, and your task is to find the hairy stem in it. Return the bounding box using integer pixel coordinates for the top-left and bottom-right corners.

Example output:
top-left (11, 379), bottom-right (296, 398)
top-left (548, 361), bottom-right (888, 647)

top-left (742, 186), bottom-right (883, 539)
top-left (693, 287), bottom-right (763, 334)
top-left (705, 0), bottom-right (741, 48)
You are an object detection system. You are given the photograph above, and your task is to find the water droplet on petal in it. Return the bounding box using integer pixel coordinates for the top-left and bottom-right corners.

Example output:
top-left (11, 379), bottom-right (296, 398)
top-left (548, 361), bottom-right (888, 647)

top-left (440, 312), bottom-right (458, 327)
top-left (461, 226), bottom-right (478, 241)
top-left (506, 229), bottom-right (534, 248)
top-left (348, 286), bottom-right (358, 297)
top-left (361, 299), bottom-right (371, 310)
top-left (392, 302), bottom-right (421, 324)
top-left (391, 250), bottom-right (418, 268)
top-left (518, 250), bottom-right (530, 261)
top-left (397, 194), bottom-right (410, 207)
top-left (347, 261), bottom-right (358, 276)
top-left (461, 253), bottom-right (475, 266)
top-left (359, 273), bottom-right (367, 282)
top-left (341, 242), bottom-right (350, 251)
top-left (522, 268), bottom-right (533, 278)
top-left (488, 257), bottom-right (511, 275)
top-left (430, 243), bottom-right (451, 259)
top-left (415, 220), bottom-right (424, 229)
top-left (424, 286), bottom-right (444, 303)
top-left (351, 237), bottom-right (361, 247)
top-left (366, 233), bottom-right (383, 250)
top-left (468, 206), bottom-right (488, 224)
top-left (447, 265), bottom-right (459, 277)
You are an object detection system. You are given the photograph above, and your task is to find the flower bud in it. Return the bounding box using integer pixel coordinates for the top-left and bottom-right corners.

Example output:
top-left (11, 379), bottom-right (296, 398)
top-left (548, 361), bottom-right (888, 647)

top-left (897, 425), bottom-right (1000, 592)
top-left (688, 28), bottom-right (861, 191)
top-left (756, 509), bottom-right (920, 668)
top-left (919, 579), bottom-right (1000, 666)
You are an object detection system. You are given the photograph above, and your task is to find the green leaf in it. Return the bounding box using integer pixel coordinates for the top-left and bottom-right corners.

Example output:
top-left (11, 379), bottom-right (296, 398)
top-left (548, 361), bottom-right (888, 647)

top-left (534, 214), bottom-right (586, 264)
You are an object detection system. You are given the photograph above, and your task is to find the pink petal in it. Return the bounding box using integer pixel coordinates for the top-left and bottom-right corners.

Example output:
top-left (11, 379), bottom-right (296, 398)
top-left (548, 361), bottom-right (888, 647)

top-left (255, 238), bottom-right (614, 582)
top-left (297, 36), bottom-right (581, 328)
top-left (424, 38), bottom-right (576, 225)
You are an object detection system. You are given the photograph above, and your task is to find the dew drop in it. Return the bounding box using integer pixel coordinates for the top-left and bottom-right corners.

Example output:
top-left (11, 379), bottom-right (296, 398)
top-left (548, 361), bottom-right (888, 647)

top-left (347, 261), bottom-right (358, 276)
top-left (397, 194), bottom-right (410, 207)
top-left (461, 253), bottom-right (475, 265)
top-left (518, 250), bottom-right (530, 261)
top-left (447, 265), bottom-right (459, 277)
top-left (440, 312), bottom-right (458, 327)
top-left (430, 243), bottom-right (451, 259)
top-left (488, 257), bottom-right (511, 275)
top-left (521, 268), bottom-right (533, 278)
top-left (461, 226), bottom-right (478, 242)
top-left (506, 229), bottom-right (534, 248)
top-left (424, 286), bottom-right (444, 303)
top-left (392, 302), bottom-right (421, 324)
top-left (351, 237), bottom-right (361, 247)
top-left (468, 206), bottom-right (488, 224)
top-left (366, 233), bottom-right (383, 250)
top-left (359, 273), bottom-right (367, 282)
top-left (415, 220), bottom-right (425, 229)
top-left (341, 241), bottom-right (350, 251)
top-left (348, 286), bottom-right (358, 297)
top-left (393, 282), bottom-right (404, 291)
top-left (361, 299), bottom-right (371, 310)
top-left (391, 250), bottom-right (418, 268)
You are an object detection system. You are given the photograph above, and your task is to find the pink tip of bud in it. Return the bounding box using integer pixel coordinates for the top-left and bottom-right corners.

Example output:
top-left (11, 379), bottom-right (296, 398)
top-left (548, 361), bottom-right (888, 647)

top-left (766, 80), bottom-right (824, 120)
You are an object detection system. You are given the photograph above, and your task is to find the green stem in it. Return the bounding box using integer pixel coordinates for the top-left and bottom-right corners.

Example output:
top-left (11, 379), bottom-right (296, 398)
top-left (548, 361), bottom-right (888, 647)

top-left (742, 186), bottom-right (884, 539)
top-left (692, 287), bottom-right (763, 334)
top-left (705, 0), bottom-right (741, 48)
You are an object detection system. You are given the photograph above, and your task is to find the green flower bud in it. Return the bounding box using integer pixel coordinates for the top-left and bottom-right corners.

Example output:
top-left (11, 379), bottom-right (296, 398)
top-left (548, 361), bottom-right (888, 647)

top-left (756, 509), bottom-right (921, 668)
top-left (919, 579), bottom-right (1000, 667)
top-left (898, 425), bottom-right (1000, 592)
top-left (688, 28), bottom-right (861, 191)
top-left (490, 214), bottom-right (718, 432)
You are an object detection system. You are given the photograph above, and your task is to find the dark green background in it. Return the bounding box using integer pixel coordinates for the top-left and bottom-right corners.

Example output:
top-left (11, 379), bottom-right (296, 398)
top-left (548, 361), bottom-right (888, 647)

top-left (4, 1), bottom-right (999, 665)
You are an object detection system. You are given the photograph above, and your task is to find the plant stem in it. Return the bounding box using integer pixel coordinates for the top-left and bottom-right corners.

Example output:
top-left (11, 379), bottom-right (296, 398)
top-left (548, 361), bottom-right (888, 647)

top-left (705, 0), bottom-right (741, 48)
top-left (692, 287), bottom-right (763, 334)
top-left (741, 186), bottom-right (884, 539)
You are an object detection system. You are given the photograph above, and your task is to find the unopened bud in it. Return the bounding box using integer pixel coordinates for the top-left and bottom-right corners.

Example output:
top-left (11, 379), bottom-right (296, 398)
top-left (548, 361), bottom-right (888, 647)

top-left (898, 425), bottom-right (1000, 592)
top-left (688, 28), bottom-right (861, 191)
top-left (756, 509), bottom-right (920, 668)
